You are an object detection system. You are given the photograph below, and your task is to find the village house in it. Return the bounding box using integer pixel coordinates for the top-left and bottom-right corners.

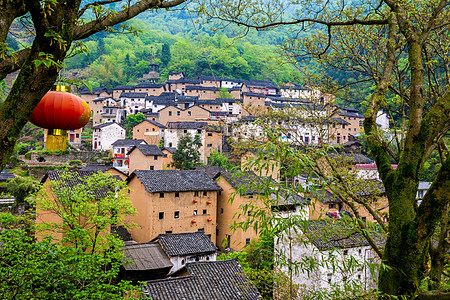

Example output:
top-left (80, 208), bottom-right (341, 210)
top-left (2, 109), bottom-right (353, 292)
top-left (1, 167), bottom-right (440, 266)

top-left (185, 85), bottom-right (220, 100)
top-left (158, 105), bottom-right (211, 126)
top-left (275, 219), bottom-right (383, 297)
top-left (132, 119), bottom-right (165, 145)
top-left (330, 107), bottom-right (365, 144)
top-left (162, 147), bottom-right (176, 169)
top-left (134, 82), bottom-right (166, 96)
top-left (164, 121), bottom-right (223, 164)
top-left (111, 139), bottom-right (147, 173)
top-left (36, 170), bottom-right (123, 242)
top-left (142, 259), bottom-right (262, 300)
top-left (126, 170), bottom-right (222, 243)
top-left (151, 231), bottom-right (217, 274)
top-left (166, 77), bottom-right (202, 94)
top-left (92, 122), bottom-right (125, 151)
top-left (112, 85), bottom-right (135, 99)
top-left (241, 92), bottom-right (267, 116)
top-left (78, 87), bottom-right (111, 109)
top-left (128, 144), bottom-right (165, 173)
top-left (213, 171), bottom-right (265, 251)
top-left (120, 92), bottom-right (147, 115)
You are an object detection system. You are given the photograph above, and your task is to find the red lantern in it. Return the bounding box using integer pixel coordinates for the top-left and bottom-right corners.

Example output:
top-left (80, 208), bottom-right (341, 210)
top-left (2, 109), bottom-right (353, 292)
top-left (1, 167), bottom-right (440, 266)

top-left (207, 218), bottom-right (212, 222)
top-left (29, 91), bottom-right (91, 151)
top-left (206, 201), bottom-right (212, 205)
top-left (30, 91), bottom-right (91, 130)
top-left (191, 220), bottom-right (197, 224)
top-left (193, 199), bottom-right (198, 203)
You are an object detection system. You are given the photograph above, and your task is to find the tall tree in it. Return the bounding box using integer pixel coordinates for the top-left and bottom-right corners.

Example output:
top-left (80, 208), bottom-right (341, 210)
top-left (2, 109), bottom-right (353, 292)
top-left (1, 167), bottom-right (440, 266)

top-left (203, 0), bottom-right (450, 297)
top-left (171, 132), bottom-right (202, 170)
top-left (161, 42), bottom-right (171, 67)
top-left (0, 0), bottom-right (186, 172)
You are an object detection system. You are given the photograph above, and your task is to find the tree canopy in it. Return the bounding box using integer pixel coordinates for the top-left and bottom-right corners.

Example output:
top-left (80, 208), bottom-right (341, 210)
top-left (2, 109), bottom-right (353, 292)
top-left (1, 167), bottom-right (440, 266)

top-left (203, 0), bottom-right (450, 297)
top-left (171, 132), bottom-right (202, 170)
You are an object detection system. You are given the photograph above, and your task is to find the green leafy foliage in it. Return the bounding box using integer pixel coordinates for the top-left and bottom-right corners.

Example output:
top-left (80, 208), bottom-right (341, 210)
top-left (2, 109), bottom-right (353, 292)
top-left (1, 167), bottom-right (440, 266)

top-left (207, 150), bottom-right (233, 171)
top-left (124, 112), bottom-right (145, 138)
top-left (171, 133), bottom-right (202, 170)
top-left (0, 171), bottom-right (138, 299)
top-left (6, 176), bottom-right (37, 204)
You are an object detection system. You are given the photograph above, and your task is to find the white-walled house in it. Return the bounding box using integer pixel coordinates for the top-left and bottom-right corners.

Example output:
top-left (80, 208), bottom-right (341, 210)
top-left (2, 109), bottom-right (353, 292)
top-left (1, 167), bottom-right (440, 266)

top-left (275, 219), bottom-right (383, 298)
top-left (152, 232), bottom-right (217, 275)
top-left (120, 92), bottom-right (147, 115)
top-left (92, 122), bottom-right (125, 151)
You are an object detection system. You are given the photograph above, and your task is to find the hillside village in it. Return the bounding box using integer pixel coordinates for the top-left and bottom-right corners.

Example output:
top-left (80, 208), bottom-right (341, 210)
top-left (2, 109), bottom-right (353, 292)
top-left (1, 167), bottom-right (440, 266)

top-left (2, 69), bottom-right (431, 299)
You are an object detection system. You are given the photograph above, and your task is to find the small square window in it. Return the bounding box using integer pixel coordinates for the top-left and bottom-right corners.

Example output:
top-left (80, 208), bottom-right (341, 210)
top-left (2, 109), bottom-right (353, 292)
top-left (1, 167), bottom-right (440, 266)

top-left (166, 230), bottom-right (172, 234)
top-left (246, 238), bottom-right (251, 245)
top-left (174, 211), bottom-right (180, 219)
top-left (175, 192), bottom-right (179, 197)
top-left (203, 209), bottom-right (207, 215)
top-left (221, 208), bottom-right (224, 214)
top-left (207, 144), bottom-right (212, 147)
top-left (169, 111), bottom-right (172, 116)
top-left (154, 155), bottom-right (158, 160)
top-left (193, 210), bottom-right (197, 215)
top-left (203, 191), bottom-right (207, 196)
top-left (343, 250), bottom-right (348, 255)
top-left (194, 191), bottom-right (199, 197)
top-left (146, 128), bottom-right (149, 132)
top-left (177, 111), bottom-right (180, 116)
top-left (159, 212), bottom-right (164, 220)
top-left (184, 129), bottom-right (188, 134)
top-left (188, 111), bottom-right (192, 116)
top-left (207, 133), bottom-right (213, 136)
top-left (150, 166), bottom-right (154, 170)
top-left (198, 228), bottom-right (204, 232)
top-left (160, 193), bottom-right (164, 198)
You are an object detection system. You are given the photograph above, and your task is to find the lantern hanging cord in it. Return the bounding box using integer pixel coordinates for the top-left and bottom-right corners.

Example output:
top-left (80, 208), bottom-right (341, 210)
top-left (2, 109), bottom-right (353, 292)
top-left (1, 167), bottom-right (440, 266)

top-left (185, 2), bottom-right (220, 90)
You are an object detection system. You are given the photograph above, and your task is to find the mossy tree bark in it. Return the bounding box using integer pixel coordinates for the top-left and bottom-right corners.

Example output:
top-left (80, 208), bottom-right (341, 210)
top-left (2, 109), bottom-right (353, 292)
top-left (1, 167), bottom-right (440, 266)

top-left (0, 0), bottom-right (186, 170)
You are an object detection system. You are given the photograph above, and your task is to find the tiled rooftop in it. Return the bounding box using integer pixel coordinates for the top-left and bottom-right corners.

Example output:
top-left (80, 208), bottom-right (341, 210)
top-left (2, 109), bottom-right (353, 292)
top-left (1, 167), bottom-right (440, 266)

top-left (142, 259), bottom-right (262, 300)
top-left (156, 232), bottom-right (217, 257)
top-left (130, 170), bottom-right (223, 193)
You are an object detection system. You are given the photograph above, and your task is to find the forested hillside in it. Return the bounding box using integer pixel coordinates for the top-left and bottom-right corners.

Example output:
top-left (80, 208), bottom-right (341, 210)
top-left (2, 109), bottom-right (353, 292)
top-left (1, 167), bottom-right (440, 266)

top-left (64, 9), bottom-right (297, 89)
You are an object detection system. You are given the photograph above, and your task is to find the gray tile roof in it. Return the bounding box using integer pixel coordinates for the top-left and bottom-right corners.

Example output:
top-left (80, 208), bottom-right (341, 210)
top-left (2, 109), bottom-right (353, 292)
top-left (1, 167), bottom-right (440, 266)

top-left (92, 122), bottom-right (123, 130)
top-left (166, 121), bottom-right (208, 130)
top-left (218, 171), bottom-right (265, 195)
top-left (79, 87), bottom-right (108, 95)
top-left (194, 166), bottom-right (226, 179)
top-left (111, 225), bottom-right (133, 242)
top-left (186, 85), bottom-right (220, 91)
top-left (111, 139), bottom-right (146, 147)
top-left (156, 232), bottom-right (217, 257)
top-left (113, 85), bottom-right (135, 90)
top-left (130, 170), bottom-right (223, 193)
top-left (136, 82), bottom-right (165, 89)
top-left (303, 219), bottom-right (386, 251)
top-left (142, 259), bottom-right (262, 300)
top-left (163, 147), bottom-right (177, 153)
top-left (120, 92), bottom-right (147, 98)
top-left (137, 119), bottom-right (166, 128)
top-left (42, 170), bottom-right (117, 198)
top-left (123, 243), bottom-right (173, 271)
top-left (242, 91), bottom-right (267, 98)
top-left (310, 188), bottom-right (342, 204)
top-left (129, 144), bottom-right (164, 156)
